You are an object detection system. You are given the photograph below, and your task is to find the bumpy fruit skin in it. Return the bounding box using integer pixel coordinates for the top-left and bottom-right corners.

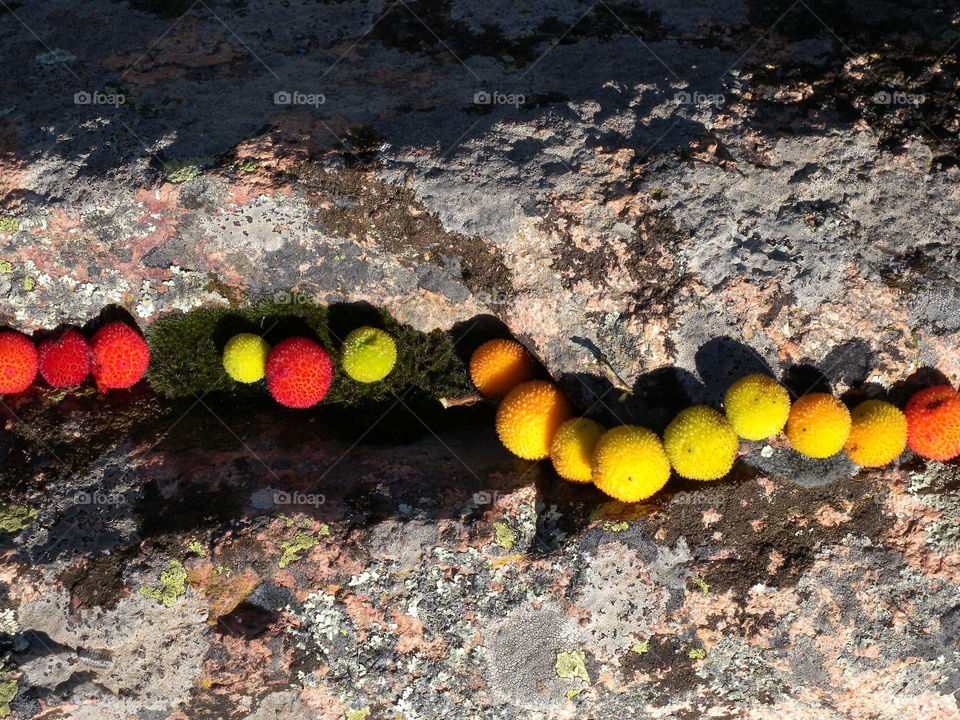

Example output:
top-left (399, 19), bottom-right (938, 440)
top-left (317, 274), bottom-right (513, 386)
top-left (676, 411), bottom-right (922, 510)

top-left (0, 331), bottom-right (38, 394)
top-left (342, 326), bottom-right (397, 383)
top-left (470, 338), bottom-right (536, 398)
top-left (90, 322), bottom-right (150, 390)
top-left (38, 329), bottom-right (91, 387)
top-left (724, 374), bottom-right (791, 440)
top-left (495, 380), bottom-right (571, 460)
top-left (904, 385), bottom-right (960, 461)
top-left (592, 425), bottom-right (671, 502)
top-left (550, 417), bottom-right (604, 482)
top-left (786, 393), bottom-right (851, 458)
top-left (844, 399), bottom-right (907, 467)
top-left (222, 333), bottom-right (270, 383)
top-left (265, 337), bottom-right (333, 408)
top-left (664, 406), bottom-right (739, 480)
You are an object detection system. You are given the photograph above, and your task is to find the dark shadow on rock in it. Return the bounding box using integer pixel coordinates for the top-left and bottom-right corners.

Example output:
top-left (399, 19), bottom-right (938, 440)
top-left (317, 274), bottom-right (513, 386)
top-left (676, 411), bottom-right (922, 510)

top-left (780, 363), bottom-right (832, 398)
top-left (627, 367), bottom-right (706, 434)
top-left (210, 314), bottom-right (264, 355)
top-left (326, 300), bottom-right (386, 347)
top-left (560, 365), bottom-right (704, 434)
top-left (743, 446), bottom-right (858, 488)
top-left (450, 314), bottom-right (550, 381)
top-left (840, 381), bottom-right (889, 408)
top-left (257, 313), bottom-right (324, 348)
top-left (449, 314), bottom-right (512, 368)
top-left (695, 336), bottom-right (775, 407)
top-left (81, 304), bottom-right (145, 338)
top-left (889, 367), bottom-right (952, 408)
top-left (819, 338), bottom-right (873, 389)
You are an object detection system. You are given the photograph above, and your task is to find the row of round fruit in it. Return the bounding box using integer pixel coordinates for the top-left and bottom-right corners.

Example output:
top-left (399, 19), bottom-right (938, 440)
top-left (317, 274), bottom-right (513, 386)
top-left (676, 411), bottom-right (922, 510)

top-left (218, 327), bottom-right (397, 406)
top-left (3, 320), bottom-right (958, 503)
top-left (469, 338), bottom-right (960, 503)
top-left (0, 322), bottom-right (398, 404)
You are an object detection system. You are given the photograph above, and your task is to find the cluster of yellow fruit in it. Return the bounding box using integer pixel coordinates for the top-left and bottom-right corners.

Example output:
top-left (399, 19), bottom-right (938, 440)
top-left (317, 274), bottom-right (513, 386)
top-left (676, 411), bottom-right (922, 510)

top-left (470, 339), bottom-right (912, 503)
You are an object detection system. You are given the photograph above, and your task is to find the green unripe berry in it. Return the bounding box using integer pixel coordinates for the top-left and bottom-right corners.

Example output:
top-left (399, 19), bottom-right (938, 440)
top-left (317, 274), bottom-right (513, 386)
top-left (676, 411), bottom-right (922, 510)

top-left (341, 326), bottom-right (397, 383)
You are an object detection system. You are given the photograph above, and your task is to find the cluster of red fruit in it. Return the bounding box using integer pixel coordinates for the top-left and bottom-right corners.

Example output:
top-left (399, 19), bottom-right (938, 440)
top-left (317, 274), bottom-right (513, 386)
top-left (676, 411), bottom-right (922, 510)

top-left (0, 323), bottom-right (150, 393)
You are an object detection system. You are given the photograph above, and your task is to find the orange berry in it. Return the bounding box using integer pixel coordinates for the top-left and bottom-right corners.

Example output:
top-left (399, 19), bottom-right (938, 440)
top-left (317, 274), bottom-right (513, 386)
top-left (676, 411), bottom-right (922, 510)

top-left (470, 338), bottom-right (535, 398)
top-left (904, 385), bottom-right (960, 461)
top-left (785, 393), bottom-right (851, 458)
top-left (495, 380), bottom-right (571, 460)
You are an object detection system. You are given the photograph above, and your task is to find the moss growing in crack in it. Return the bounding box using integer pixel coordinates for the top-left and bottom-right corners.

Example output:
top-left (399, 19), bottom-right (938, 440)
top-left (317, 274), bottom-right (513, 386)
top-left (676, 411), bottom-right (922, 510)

top-left (162, 157), bottom-right (213, 183)
top-left (146, 297), bottom-right (473, 406)
top-left (492, 521), bottom-right (516, 550)
top-left (278, 531), bottom-right (320, 569)
top-left (0, 502), bottom-right (36, 533)
top-left (0, 678), bottom-right (17, 717)
top-left (139, 559), bottom-right (188, 607)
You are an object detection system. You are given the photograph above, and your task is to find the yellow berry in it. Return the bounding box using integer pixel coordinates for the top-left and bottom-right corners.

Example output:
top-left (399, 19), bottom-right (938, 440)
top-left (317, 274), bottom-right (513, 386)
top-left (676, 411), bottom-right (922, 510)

top-left (550, 417), bottom-right (605, 483)
top-left (495, 380), bottom-right (572, 460)
top-left (786, 393), bottom-right (851, 458)
top-left (664, 406), bottom-right (739, 480)
top-left (470, 338), bottom-right (536, 398)
top-left (222, 333), bottom-right (270, 383)
top-left (724, 374), bottom-right (791, 440)
top-left (844, 399), bottom-right (907, 467)
top-left (592, 425), bottom-right (671, 502)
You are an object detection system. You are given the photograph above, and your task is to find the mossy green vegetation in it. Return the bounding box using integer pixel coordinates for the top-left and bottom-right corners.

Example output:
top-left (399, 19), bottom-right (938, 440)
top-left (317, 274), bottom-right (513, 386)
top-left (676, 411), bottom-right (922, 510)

top-left (0, 217), bottom-right (19, 233)
top-left (0, 502), bottom-right (36, 533)
top-left (278, 530), bottom-right (320, 568)
top-left (139, 559), bottom-right (188, 606)
top-left (146, 297), bottom-right (473, 407)
top-left (0, 678), bottom-right (17, 717)
top-left (161, 157), bottom-right (213, 183)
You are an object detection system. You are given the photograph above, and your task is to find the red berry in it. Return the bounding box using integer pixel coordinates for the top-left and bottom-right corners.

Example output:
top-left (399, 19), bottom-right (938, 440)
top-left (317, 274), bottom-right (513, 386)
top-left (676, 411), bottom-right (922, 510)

top-left (38, 329), bottom-right (91, 387)
top-left (90, 322), bottom-right (150, 390)
top-left (265, 337), bottom-right (333, 408)
top-left (0, 331), bottom-right (38, 394)
top-left (904, 385), bottom-right (960, 461)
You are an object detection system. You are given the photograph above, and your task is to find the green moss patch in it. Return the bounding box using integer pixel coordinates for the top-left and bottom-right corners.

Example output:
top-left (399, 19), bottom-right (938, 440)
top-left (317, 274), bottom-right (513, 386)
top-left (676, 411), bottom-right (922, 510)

top-left (278, 530), bottom-right (320, 569)
top-left (0, 501), bottom-right (36, 533)
top-left (0, 679), bottom-right (17, 717)
top-left (140, 559), bottom-right (188, 606)
top-left (146, 297), bottom-right (473, 407)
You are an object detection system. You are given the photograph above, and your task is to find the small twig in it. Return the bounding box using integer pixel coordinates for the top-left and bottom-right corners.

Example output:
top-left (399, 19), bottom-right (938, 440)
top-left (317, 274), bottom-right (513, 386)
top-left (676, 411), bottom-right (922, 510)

top-left (592, 353), bottom-right (633, 401)
top-left (439, 393), bottom-right (485, 409)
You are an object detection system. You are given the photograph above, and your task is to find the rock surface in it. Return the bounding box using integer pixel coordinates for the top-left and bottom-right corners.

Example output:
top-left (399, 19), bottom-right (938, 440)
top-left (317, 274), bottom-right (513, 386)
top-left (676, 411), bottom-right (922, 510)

top-left (1, 0), bottom-right (959, 718)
